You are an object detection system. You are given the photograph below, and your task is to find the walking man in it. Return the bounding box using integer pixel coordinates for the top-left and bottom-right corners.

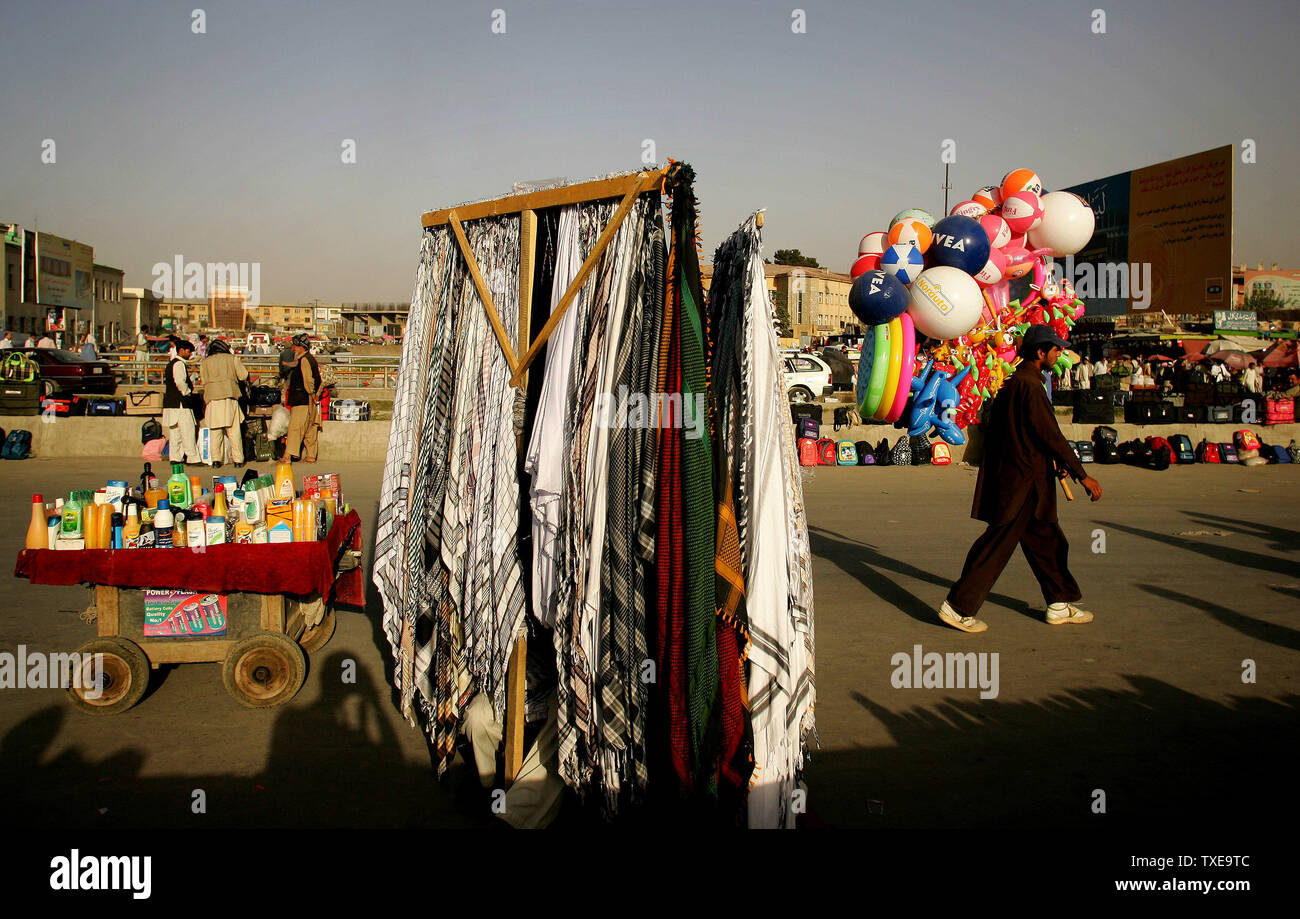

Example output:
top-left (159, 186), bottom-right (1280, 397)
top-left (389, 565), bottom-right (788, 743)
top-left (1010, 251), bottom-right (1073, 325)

top-left (199, 338), bottom-right (249, 469)
top-left (162, 338), bottom-right (201, 465)
top-left (940, 325), bottom-right (1103, 633)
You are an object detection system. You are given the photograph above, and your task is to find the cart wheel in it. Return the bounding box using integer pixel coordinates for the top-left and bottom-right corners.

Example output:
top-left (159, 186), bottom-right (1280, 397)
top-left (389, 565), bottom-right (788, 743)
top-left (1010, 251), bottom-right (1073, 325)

top-left (222, 633), bottom-right (306, 708)
top-left (298, 609), bottom-right (336, 654)
top-left (65, 638), bottom-right (150, 715)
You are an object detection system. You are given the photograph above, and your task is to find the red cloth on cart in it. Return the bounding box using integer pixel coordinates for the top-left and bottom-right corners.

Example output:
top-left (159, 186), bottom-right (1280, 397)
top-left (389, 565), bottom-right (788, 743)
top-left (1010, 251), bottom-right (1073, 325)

top-left (14, 510), bottom-right (365, 607)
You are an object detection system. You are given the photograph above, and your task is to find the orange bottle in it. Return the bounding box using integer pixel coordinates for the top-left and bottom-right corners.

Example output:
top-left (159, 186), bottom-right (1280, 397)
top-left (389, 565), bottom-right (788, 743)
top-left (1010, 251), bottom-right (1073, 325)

top-left (98, 503), bottom-right (112, 549)
top-left (27, 495), bottom-right (48, 550)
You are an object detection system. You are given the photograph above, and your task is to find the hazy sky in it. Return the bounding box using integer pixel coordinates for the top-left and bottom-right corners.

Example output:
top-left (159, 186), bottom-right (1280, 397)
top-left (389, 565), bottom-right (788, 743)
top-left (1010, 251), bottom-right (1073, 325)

top-left (2, 0), bottom-right (1296, 302)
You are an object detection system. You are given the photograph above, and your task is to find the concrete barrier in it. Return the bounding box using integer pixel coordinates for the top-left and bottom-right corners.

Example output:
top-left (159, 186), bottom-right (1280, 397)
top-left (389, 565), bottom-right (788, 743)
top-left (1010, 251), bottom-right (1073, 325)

top-left (0, 415), bottom-right (394, 461)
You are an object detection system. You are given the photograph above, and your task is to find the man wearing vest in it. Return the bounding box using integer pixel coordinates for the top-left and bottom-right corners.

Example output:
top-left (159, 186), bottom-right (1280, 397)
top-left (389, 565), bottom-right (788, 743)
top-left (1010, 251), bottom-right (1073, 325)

top-left (283, 333), bottom-right (321, 462)
top-left (163, 338), bottom-right (201, 465)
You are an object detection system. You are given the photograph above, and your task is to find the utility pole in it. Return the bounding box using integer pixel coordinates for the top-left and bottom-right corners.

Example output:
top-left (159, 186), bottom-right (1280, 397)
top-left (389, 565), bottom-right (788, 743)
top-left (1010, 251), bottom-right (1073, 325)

top-left (942, 163), bottom-right (952, 215)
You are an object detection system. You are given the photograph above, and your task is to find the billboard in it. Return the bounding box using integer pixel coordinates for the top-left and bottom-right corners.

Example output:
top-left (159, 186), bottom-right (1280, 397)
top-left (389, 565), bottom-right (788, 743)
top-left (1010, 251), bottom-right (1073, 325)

top-left (36, 232), bottom-right (93, 310)
top-left (1062, 146), bottom-right (1232, 315)
top-left (1242, 269), bottom-right (1300, 308)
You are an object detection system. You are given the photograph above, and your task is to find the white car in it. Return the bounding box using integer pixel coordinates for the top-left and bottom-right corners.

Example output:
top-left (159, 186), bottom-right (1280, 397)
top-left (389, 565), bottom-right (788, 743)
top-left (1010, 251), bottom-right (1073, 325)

top-left (783, 353), bottom-right (833, 403)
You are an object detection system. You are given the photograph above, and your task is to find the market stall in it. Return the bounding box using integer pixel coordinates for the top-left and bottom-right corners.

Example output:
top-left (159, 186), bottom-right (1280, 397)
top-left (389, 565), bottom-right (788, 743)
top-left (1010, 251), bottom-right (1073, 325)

top-left (14, 473), bottom-right (363, 714)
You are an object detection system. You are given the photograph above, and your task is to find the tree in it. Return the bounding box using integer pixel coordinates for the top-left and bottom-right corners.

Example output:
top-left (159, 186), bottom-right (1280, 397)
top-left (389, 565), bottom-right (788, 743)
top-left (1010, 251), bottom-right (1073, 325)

top-left (769, 289), bottom-right (793, 337)
top-left (772, 248), bottom-right (821, 269)
top-left (1244, 288), bottom-right (1289, 311)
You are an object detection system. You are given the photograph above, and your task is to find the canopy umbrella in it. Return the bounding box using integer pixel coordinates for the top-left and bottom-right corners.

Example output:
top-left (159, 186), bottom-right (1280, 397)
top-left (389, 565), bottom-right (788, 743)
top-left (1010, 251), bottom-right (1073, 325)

top-left (1216, 350), bottom-right (1257, 371)
top-left (1204, 336), bottom-right (1270, 354)
top-left (1260, 340), bottom-right (1299, 368)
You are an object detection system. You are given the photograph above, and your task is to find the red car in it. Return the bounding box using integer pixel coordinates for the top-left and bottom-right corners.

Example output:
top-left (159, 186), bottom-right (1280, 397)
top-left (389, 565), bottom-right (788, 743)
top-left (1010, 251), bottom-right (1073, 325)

top-left (19, 348), bottom-right (117, 398)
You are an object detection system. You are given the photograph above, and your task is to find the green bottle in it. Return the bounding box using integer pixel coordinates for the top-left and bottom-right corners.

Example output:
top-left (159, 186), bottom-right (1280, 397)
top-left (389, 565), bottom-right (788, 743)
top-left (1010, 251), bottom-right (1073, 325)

top-left (167, 462), bottom-right (192, 510)
top-left (61, 491), bottom-right (83, 537)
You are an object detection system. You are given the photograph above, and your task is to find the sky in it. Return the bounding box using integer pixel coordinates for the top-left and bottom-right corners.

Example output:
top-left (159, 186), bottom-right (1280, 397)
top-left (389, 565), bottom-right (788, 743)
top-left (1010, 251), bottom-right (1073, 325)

top-left (1, 0), bottom-right (1297, 302)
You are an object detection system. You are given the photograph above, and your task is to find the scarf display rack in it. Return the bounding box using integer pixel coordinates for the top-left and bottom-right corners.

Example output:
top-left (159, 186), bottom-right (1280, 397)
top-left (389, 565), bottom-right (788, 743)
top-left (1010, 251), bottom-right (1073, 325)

top-left (375, 163), bottom-right (814, 826)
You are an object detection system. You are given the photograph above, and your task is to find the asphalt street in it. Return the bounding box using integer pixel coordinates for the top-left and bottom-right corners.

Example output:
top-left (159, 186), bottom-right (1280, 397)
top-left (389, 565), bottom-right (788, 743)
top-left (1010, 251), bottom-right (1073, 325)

top-left (2, 456), bottom-right (1296, 828)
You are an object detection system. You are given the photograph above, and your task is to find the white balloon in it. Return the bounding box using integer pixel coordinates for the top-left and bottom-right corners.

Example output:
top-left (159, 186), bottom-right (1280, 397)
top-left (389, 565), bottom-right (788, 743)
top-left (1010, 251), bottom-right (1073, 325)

top-left (858, 232), bottom-right (888, 257)
top-left (907, 266), bottom-right (984, 340)
top-left (1027, 191), bottom-right (1096, 256)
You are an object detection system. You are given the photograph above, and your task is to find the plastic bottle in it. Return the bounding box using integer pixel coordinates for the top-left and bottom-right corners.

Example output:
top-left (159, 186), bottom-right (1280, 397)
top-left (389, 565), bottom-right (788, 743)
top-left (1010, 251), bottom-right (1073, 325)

top-left (173, 511), bottom-right (188, 549)
top-left (141, 462), bottom-right (158, 495)
top-left (61, 492), bottom-right (84, 539)
top-left (144, 487), bottom-right (166, 509)
top-left (111, 512), bottom-right (124, 549)
top-left (231, 489), bottom-right (246, 526)
top-left (139, 522), bottom-right (155, 548)
top-left (27, 495), bottom-right (48, 549)
top-left (189, 475), bottom-right (203, 504)
top-left (212, 483), bottom-right (230, 519)
top-left (275, 461), bottom-right (295, 500)
top-left (243, 483), bottom-right (262, 526)
top-left (122, 504), bottom-right (141, 548)
top-left (205, 515), bottom-right (226, 546)
top-left (167, 462), bottom-right (192, 510)
top-left (154, 499), bottom-right (174, 548)
top-left (47, 509), bottom-right (60, 549)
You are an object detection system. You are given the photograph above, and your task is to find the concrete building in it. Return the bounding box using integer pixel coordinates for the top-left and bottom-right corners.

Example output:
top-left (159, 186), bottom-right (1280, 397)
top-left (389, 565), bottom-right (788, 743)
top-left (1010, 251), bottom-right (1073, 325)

top-left (247, 303), bottom-right (316, 332)
top-left (121, 288), bottom-right (162, 339)
top-left (701, 263), bottom-right (859, 345)
top-left (342, 302), bottom-right (406, 338)
top-left (92, 263), bottom-right (125, 345)
top-left (159, 299), bottom-right (211, 333)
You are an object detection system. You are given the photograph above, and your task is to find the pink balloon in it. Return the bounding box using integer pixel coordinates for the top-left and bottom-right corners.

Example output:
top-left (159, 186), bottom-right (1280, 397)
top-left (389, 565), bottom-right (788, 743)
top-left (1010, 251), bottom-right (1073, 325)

top-left (974, 248), bottom-right (1008, 287)
top-left (979, 214), bottom-right (1011, 249)
top-left (851, 253), bottom-right (880, 278)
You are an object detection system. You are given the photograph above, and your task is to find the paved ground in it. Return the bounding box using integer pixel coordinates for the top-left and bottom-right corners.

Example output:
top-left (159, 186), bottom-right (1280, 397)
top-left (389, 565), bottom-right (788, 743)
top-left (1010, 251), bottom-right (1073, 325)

top-left (2, 457), bottom-right (1297, 828)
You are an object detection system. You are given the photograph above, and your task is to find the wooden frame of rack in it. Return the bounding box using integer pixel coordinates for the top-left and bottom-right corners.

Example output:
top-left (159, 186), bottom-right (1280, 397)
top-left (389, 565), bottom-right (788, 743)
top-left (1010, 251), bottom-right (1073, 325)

top-left (420, 166), bottom-right (668, 784)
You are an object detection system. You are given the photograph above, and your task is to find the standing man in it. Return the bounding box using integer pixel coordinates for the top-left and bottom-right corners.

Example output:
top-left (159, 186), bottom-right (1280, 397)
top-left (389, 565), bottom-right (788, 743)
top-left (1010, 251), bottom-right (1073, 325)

top-left (283, 333), bottom-right (321, 463)
top-left (36, 331), bottom-right (55, 349)
top-left (197, 335), bottom-right (209, 359)
top-left (162, 338), bottom-right (201, 465)
top-left (135, 324), bottom-right (151, 383)
top-left (199, 339), bottom-right (249, 469)
top-left (0, 331), bottom-right (13, 350)
top-left (79, 332), bottom-right (99, 361)
top-left (939, 325), bottom-right (1103, 633)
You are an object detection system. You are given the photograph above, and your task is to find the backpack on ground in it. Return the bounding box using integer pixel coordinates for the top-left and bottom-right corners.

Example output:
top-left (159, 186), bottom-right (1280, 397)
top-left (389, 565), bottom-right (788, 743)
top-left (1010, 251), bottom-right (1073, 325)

top-left (1168, 434), bottom-right (1195, 464)
top-left (1075, 440), bottom-right (1095, 463)
top-left (1092, 425), bottom-right (1119, 445)
top-left (798, 437), bottom-right (818, 467)
top-left (1219, 443), bottom-right (1239, 464)
top-left (2, 429), bottom-right (33, 460)
top-left (1272, 444), bottom-right (1293, 464)
top-left (817, 437), bottom-right (837, 466)
top-left (141, 417), bottom-right (163, 444)
top-left (855, 440), bottom-right (874, 466)
top-left (931, 442), bottom-right (952, 466)
top-left (1234, 429), bottom-right (1261, 456)
top-left (1195, 439), bottom-right (1220, 463)
top-left (797, 417), bottom-right (819, 440)
top-left (836, 440), bottom-right (858, 465)
top-left (890, 435), bottom-right (912, 467)
top-left (1289, 439), bottom-right (1300, 463)
top-left (874, 437), bottom-right (893, 466)
top-left (908, 434), bottom-right (932, 465)
top-left (1144, 437), bottom-right (1173, 470)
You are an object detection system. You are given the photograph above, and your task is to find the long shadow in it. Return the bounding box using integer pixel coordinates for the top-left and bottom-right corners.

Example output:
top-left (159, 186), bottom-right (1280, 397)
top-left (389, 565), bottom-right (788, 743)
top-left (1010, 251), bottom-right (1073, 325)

top-left (1096, 519), bottom-right (1300, 579)
top-left (1181, 509), bottom-right (1300, 554)
top-left (804, 677), bottom-right (1300, 828)
top-left (2, 650), bottom-right (485, 829)
top-left (808, 524), bottom-right (1041, 625)
top-left (1137, 584), bottom-right (1300, 652)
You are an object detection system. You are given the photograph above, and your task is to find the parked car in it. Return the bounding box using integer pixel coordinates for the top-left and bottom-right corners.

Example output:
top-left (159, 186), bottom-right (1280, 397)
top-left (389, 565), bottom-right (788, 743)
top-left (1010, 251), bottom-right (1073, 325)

top-left (783, 353), bottom-right (833, 403)
top-left (819, 346), bottom-right (859, 391)
top-left (19, 348), bottom-right (117, 398)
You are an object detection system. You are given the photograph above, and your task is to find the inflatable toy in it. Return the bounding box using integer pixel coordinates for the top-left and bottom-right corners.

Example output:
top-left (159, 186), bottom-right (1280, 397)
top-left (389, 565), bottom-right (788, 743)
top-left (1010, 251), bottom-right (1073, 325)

top-left (850, 253), bottom-right (880, 278)
top-left (874, 315), bottom-right (906, 421)
top-left (1001, 190), bottom-right (1044, 234)
top-left (888, 218), bottom-right (933, 253)
top-left (979, 213), bottom-right (1011, 249)
top-left (881, 243), bottom-right (925, 284)
top-left (849, 269), bottom-right (910, 325)
top-left (971, 185), bottom-right (1002, 211)
top-left (1000, 168), bottom-right (1043, 198)
top-left (949, 200), bottom-right (988, 219)
top-left (1026, 191), bottom-right (1095, 256)
top-left (907, 266), bottom-right (983, 340)
top-left (858, 231), bottom-right (888, 257)
top-left (857, 321), bottom-right (894, 418)
top-left (908, 361), bottom-right (972, 445)
top-left (884, 311), bottom-right (916, 423)
top-left (890, 208), bottom-right (935, 230)
top-left (926, 215), bottom-right (991, 275)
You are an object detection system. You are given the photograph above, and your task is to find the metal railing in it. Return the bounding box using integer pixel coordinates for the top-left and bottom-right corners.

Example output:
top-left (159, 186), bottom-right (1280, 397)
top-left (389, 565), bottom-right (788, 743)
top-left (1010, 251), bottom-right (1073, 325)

top-left (100, 353), bottom-right (401, 390)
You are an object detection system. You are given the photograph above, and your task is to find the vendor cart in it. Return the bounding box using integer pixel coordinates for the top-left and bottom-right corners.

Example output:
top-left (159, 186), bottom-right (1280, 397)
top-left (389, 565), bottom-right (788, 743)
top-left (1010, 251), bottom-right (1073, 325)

top-left (14, 511), bottom-right (364, 714)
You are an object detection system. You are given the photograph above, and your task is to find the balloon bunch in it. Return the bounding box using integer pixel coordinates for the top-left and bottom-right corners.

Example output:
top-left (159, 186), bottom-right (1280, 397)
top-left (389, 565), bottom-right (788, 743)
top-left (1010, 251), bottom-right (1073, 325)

top-left (847, 167), bottom-right (1096, 443)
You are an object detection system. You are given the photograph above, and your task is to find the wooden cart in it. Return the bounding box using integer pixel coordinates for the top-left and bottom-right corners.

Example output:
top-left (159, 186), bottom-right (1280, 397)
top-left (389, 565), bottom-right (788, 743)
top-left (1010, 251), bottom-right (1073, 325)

top-left (67, 585), bottom-right (340, 715)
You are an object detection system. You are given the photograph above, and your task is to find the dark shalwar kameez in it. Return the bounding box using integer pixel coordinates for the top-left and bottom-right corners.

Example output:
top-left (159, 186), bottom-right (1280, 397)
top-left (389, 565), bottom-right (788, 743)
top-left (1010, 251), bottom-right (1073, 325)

top-left (947, 361), bottom-right (1089, 618)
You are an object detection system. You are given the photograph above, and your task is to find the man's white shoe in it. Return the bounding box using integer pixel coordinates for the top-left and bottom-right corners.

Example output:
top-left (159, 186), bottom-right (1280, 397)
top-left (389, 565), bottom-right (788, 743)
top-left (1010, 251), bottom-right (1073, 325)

top-left (1046, 602), bottom-right (1094, 625)
top-left (939, 601), bottom-right (988, 633)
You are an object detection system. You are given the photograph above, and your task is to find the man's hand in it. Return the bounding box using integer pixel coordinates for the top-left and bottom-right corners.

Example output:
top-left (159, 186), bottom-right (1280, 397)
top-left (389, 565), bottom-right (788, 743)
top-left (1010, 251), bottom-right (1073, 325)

top-left (1081, 476), bottom-right (1102, 502)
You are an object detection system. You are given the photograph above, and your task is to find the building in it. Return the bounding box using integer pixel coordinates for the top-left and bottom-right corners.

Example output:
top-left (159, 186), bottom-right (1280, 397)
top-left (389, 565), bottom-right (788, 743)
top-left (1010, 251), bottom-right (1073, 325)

top-left (122, 288), bottom-right (163, 339)
top-left (699, 263), bottom-right (858, 345)
top-left (159, 299), bottom-right (211, 333)
top-left (341, 302), bottom-right (406, 338)
top-left (246, 303), bottom-right (316, 333)
top-left (92, 263), bottom-right (125, 344)
top-left (1235, 263), bottom-right (1300, 308)
top-left (1, 222), bottom-right (96, 347)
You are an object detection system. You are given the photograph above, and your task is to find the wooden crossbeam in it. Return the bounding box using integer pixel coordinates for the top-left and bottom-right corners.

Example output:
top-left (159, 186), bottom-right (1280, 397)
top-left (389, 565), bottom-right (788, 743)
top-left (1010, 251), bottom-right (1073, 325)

top-left (422, 169), bottom-right (666, 228)
top-left (509, 170), bottom-right (658, 387)
top-left (448, 210), bottom-right (520, 376)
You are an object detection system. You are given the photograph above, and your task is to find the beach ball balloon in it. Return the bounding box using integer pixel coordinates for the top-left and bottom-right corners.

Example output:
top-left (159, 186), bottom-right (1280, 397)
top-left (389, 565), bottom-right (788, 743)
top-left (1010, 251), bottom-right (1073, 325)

top-left (849, 269), bottom-right (910, 326)
top-left (881, 243), bottom-right (926, 284)
top-left (1000, 168), bottom-right (1043, 198)
top-left (1001, 190), bottom-right (1044, 234)
top-left (888, 218), bottom-right (933, 253)
top-left (890, 208), bottom-right (935, 230)
top-left (926, 215), bottom-right (991, 275)
top-left (972, 185), bottom-right (1002, 211)
top-left (850, 253), bottom-right (880, 278)
top-left (858, 231), bottom-right (888, 257)
top-left (973, 248), bottom-right (1008, 287)
top-left (907, 267), bottom-right (984, 340)
top-left (979, 214), bottom-right (1011, 249)
top-left (1001, 243), bottom-right (1037, 280)
top-left (1027, 191), bottom-right (1096, 256)
top-left (950, 200), bottom-right (988, 219)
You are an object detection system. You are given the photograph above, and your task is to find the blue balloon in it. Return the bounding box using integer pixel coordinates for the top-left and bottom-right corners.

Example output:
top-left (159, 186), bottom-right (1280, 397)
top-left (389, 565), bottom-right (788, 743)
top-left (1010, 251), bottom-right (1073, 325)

top-left (849, 269), bottom-right (909, 326)
top-left (926, 215), bottom-right (991, 275)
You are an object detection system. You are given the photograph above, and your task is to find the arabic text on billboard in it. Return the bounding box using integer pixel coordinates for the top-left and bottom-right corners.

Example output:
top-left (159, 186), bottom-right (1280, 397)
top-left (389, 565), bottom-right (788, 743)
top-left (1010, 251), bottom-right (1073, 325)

top-left (1213, 310), bottom-right (1257, 332)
